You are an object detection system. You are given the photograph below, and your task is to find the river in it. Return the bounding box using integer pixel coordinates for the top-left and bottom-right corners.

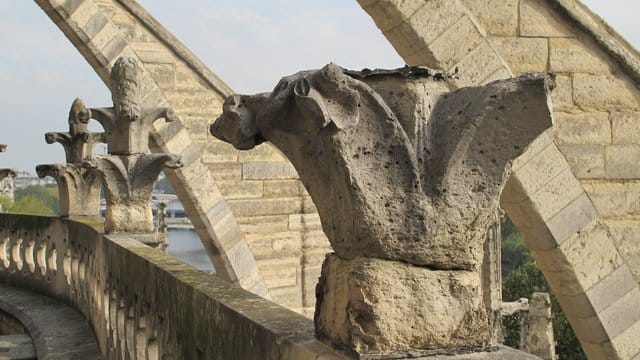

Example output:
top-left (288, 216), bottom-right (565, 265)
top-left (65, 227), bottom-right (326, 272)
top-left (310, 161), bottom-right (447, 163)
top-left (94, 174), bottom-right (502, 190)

top-left (167, 228), bottom-right (216, 273)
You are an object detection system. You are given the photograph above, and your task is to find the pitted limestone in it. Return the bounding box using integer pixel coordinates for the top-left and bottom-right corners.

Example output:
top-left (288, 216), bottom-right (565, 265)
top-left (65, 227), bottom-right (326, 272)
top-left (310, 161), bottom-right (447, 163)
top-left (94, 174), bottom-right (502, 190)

top-left (211, 64), bottom-right (553, 354)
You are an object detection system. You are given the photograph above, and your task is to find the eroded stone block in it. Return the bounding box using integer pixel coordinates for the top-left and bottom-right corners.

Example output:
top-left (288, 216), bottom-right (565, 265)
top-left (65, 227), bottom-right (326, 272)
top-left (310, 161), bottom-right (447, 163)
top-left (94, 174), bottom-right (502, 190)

top-left (314, 254), bottom-right (492, 354)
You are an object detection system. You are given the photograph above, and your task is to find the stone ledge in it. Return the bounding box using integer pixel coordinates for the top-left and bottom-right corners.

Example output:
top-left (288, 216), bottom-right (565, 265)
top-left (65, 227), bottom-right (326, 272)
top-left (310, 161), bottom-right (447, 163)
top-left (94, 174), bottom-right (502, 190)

top-left (0, 283), bottom-right (101, 360)
top-left (0, 334), bottom-right (36, 360)
top-left (361, 345), bottom-right (540, 359)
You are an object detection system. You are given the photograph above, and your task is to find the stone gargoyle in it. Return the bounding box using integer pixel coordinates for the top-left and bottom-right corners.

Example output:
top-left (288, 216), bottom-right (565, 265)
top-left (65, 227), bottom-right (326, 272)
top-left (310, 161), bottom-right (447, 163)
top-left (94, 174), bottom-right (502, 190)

top-left (211, 64), bottom-right (553, 271)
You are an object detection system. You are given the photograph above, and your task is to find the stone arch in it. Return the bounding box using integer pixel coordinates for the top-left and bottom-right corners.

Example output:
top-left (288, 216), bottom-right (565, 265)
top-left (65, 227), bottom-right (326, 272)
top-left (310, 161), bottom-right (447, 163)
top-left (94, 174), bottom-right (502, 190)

top-left (358, 0), bottom-right (640, 358)
top-left (35, 0), bottom-right (272, 298)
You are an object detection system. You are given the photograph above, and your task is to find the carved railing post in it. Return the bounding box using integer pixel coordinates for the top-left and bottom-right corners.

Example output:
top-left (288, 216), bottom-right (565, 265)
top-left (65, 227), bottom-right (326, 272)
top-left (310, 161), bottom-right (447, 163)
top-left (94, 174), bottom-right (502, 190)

top-left (526, 293), bottom-right (557, 360)
top-left (37, 98), bottom-right (105, 217)
top-left (211, 64), bottom-right (553, 356)
top-left (83, 56), bottom-right (182, 246)
top-left (0, 144), bottom-right (17, 202)
top-left (155, 202), bottom-right (168, 251)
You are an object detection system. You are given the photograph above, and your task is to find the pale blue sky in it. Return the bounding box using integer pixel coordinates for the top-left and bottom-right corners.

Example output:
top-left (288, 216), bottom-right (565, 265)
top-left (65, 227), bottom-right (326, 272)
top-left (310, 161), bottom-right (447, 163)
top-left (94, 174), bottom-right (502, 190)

top-left (0, 0), bottom-right (637, 170)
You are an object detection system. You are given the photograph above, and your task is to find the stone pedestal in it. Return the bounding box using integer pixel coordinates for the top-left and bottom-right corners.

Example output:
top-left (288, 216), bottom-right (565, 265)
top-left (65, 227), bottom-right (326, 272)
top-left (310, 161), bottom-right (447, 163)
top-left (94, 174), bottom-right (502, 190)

top-left (315, 254), bottom-right (495, 356)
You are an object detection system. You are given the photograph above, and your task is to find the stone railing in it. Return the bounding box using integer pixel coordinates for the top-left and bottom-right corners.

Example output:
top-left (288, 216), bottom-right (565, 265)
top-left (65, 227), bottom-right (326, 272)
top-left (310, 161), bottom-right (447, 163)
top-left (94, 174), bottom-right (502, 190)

top-left (502, 293), bottom-right (557, 360)
top-left (0, 214), bottom-right (345, 359)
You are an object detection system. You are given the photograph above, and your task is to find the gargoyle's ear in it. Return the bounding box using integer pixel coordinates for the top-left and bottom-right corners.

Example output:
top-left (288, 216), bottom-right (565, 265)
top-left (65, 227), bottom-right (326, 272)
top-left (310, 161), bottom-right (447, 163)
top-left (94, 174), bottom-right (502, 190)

top-left (293, 78), bottom-right (331, 129)
top-left (316, 63), bottom-right (360, 130)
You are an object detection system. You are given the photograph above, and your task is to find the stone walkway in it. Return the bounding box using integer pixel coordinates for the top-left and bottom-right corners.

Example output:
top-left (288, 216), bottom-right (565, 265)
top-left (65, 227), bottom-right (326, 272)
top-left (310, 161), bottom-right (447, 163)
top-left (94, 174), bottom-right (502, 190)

top-left (0, 334), bottom-right (36, 360)
top-left (0, 284), bottom-right (101, 359)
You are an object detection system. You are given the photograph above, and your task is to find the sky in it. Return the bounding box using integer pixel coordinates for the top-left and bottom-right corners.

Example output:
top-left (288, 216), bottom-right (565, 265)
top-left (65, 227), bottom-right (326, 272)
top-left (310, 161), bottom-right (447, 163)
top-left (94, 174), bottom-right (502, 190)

top-left (0, 0), bottom-right (637, 171)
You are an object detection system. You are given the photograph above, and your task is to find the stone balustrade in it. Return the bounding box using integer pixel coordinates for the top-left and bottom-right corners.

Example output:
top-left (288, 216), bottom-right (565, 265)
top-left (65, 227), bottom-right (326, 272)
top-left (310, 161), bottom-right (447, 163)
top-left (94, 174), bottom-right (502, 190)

top-left (0, 213), bottom-right (345, 359)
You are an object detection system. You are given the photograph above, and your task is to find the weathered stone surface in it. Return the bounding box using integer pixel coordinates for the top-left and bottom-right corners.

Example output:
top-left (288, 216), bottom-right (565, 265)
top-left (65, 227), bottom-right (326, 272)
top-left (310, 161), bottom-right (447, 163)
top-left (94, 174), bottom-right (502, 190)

top-left (526, 293), bottom-right (556, 360)
top-left (211, 64), bottom-right (552, 354)
top-left (35, 163), bottom-right (102, 217)
top-left (88, 57), bottom-right (178, 155)
top-left (315, 255), bottom-right (491, 354)
top-left (0, 283), bottom-right (100, 359)
top-left (551, 74), bottom-right (573, 111)
top-left (557, 144), bottom-right (605, 179)
top-left (450, 42), bottom-right (505, 87)
top-left (0, 214), bottom-right (349, 360)
top-left (45, 98), bottom-right (106, 164)
top-left (0, 334), bottom-right (36, 360)
top-left (490, 37), bottom-right (548, 75)
top-left (605, 145), bottom-right (640, 179)
top-left (211, 64), bottom-right (553, 270)
top-left (606, 219), bottom-right (640, 281)
top-left (573, 73), bottom-right (640, 110)
top-left (77, 56), bottom-right (184, 239)
top-left (549, 37), bottom-right (611, 74)
top-left (611, 111), bottom-right (640, 144)
top-left (519, 0), bottom-right (574, 37)
top-left (84, 153), bottom-right (181, 234)
top-left (461, 0), bottom-right (518, 36)
top-left (553, 111), bottom-right (610, 145)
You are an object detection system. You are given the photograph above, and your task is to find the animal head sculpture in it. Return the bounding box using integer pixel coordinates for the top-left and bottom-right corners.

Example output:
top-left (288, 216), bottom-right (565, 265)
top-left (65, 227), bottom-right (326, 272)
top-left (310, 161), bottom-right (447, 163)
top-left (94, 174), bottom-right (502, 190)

top-left (212, 64), bottom-right (553, 270)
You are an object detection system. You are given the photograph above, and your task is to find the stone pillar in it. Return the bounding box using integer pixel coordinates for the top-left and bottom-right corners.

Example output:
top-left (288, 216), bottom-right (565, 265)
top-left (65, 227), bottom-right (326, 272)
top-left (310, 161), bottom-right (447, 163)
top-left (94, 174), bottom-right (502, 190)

top-left (483, 209), bottom-right (504, 341)
top-left (0, 145), bottom-right (17, 202)
top-left (35, 164), bottom-right (101, 217)
top-left (211, 64), bottom-right (554, 356)
top-left (526, 293), bottom-right (556, 360)
top-left (38, 98), bottom-right (105, 217)
top-left (155, 202), bottom-right (168, 251)
top-left (83, 57), bottom-right (182, 244)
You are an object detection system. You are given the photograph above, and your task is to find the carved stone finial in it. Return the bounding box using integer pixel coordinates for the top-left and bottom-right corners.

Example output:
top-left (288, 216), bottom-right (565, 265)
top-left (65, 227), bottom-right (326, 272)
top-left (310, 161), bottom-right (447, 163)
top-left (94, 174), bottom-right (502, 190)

top-left (45, 98), bottom-right (106, 164)
top-left (83, 153), bottom-right (182, 234)
top-left (35, 163), bottom-right (101, 217)
top-left (88, 56), bottom-right (178, 155)
top-left (211, 64), bottom-right (553, 355)
top-left (65, 56), bottom-right (184, 244)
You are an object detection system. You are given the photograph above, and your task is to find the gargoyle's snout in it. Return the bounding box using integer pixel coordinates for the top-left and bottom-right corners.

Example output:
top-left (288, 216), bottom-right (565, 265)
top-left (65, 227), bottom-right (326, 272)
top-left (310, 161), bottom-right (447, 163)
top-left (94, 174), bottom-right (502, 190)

top-left (210, 94), bottom-right (263, 150)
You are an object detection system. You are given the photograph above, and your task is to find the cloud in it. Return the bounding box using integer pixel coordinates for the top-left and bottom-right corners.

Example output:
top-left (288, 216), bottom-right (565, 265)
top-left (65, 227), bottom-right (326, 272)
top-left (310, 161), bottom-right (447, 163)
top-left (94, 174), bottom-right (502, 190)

top-left (139, 0), bottom-right (403, 93)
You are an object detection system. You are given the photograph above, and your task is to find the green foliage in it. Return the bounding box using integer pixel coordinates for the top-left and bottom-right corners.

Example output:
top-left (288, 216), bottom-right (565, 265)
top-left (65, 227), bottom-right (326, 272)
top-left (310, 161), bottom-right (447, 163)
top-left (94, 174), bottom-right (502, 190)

top-left (501, 230), bottom-right (532, 278)
top-left (1, 185), bottom-right (59, 215)
top-left (14, 185), bottom-right (59, 214)
top-left (501, 225), bottom-right (587, 360)
top-left (9, 194), bottom-right (55, 215)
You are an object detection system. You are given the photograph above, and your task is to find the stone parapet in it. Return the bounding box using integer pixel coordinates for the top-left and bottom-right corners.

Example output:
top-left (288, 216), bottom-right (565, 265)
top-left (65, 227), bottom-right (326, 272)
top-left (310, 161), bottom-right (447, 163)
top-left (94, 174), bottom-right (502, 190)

top-left (35, 0), bottom-right (329, 304)
top-left (0, 214), bottom-right (347, 360)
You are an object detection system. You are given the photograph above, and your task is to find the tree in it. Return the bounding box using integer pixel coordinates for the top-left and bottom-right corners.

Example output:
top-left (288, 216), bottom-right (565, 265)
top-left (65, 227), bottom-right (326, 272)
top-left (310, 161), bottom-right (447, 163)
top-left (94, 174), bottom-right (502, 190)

top-left (9, 194), bottom-right (55, 215)
top-left (14, 185), bottom-right (59, 214)
top-left (501, 216), bottom-right (587, 360)
top-left (0, 185), bottom-right (59, 215)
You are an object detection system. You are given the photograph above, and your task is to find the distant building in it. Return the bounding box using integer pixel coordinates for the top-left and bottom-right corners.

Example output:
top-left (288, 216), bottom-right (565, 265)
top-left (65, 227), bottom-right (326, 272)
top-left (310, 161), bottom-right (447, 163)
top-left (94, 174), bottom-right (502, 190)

top-left (14, 170), bottom-right (56, 189)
